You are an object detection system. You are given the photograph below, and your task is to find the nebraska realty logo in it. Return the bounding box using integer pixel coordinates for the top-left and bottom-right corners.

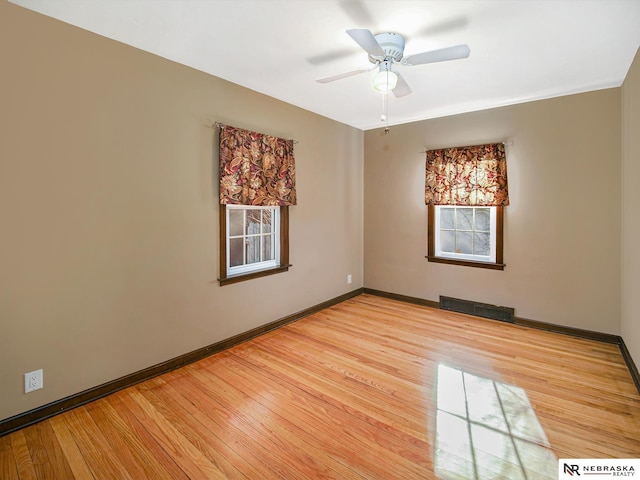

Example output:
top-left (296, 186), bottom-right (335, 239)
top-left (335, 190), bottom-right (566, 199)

top-left (559, 459), bottom-right (639, 477)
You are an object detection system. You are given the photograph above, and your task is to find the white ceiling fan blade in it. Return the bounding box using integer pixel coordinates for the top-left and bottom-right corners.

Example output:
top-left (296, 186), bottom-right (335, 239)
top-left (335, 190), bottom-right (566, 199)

top-left (346, 28), bottom-right (385, 58)
top-left (339, 0), bottom-right (375, 26)
top-left (402, 44), bottom-right (470, 66)
top-left (316, 68), bottom-right (371, 83)
top-left (392, 72), bottom-right (412, 98)
top-left (307, 48), bottom-right (356, 65)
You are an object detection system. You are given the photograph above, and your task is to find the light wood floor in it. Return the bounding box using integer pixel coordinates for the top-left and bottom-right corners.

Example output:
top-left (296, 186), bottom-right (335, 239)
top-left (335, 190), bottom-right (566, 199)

top-left (2, 294), bottom-right (639, 479)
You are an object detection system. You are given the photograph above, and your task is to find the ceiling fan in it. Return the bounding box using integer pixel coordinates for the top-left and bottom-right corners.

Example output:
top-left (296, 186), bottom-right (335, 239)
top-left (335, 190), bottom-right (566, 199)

top-left (316, 28), bottom-right (470, 98)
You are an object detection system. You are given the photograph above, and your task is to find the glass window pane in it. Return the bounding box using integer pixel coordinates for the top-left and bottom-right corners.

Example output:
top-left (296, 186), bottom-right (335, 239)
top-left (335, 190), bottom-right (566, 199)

top-left (441, 208), bottom-right (455, 229)
top-left (263, 209), bottom-right (273, 233)
top-left (229, 209), bottom-right (244, 237)
top-left (441, 230), bottom-right (455, 253)
top-left (229, 237), bottom-right (244, 267)
top-left (474, 232), bottom-right (490, 256)
top-left (225, 206), bottom-right (283, 277)
top-left (246, 210), bottom-right (261, 235)
top-left (457, 231), bottom-right (473, 254)
top-left (263, 234), bottom-right (273, 261)
top-left (245, 236), bottom-right (260, 264)
top-left (457, 209), bottom-right (473, 230)
top-left (475, 208), bottom-right (490, 232)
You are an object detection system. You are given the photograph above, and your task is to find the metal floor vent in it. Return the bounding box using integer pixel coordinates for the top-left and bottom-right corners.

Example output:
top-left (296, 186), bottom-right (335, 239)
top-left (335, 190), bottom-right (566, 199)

top-left (439, 296), bottom-right (515, 323)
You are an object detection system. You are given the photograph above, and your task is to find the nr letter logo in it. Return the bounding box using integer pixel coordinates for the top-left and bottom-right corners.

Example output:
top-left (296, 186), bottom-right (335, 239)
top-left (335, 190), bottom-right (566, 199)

top-left (564, 464), bottom-right (580, 476)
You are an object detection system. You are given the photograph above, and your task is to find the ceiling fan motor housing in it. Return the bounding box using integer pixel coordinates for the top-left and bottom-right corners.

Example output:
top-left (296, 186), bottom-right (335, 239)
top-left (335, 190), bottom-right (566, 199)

top-left (371, 32), bottom-right (405, 62)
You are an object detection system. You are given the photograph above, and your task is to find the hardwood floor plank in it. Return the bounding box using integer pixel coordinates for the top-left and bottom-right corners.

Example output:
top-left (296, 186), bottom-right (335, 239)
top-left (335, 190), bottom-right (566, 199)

top-left (202, 363), bottom-right (370, 480)
top-left (24, 421), bottom-right (75, 479)
top-left (248, 340), bottom-right (430, 442)
top-left (62, 407), bottom-right (134, 480)
top-left (2, 294), bottom-right (639, 479)
top-left (85, 397), bottom-right (182, 480)
top-left (48, 415), bottom-right (95, 480)
top-left (0, 434), bottom-right (20, 480)
top-left (136, 379), bottom-right (250, 479)
top-left (186, 362), bottom-right (348, 480)
top-left (119, 386), bottom-right (228, 479)
top-left (107, 392), bottom-right (190, 480)
top-left (215, 351), bottom-right (433, 479)
top-left (22, 424), bottom-right (54, 479)
top-left (144, 375), bottom-right (264, 480)
top-left (247, 334), bottom-right (433, 437)
top-left (163, 368), bottom-right (310, 480)
top-left (9, 431), bottom-right (37, 480)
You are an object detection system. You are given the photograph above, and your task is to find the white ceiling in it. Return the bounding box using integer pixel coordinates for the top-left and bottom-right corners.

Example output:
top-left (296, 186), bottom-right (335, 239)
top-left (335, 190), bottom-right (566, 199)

top-left (11, 0), bottom-right (640, 130)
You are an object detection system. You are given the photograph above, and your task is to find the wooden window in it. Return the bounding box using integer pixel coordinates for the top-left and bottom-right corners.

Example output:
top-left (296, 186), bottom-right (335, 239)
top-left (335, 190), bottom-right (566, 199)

top-left (217, 124), bottom-right (296, 285)
top-left (427, 205), bottom-right (504, 270)
top-left (219, 205), bottom-right (289, 285)
top-left (425, 142), bottom-right (508, 270)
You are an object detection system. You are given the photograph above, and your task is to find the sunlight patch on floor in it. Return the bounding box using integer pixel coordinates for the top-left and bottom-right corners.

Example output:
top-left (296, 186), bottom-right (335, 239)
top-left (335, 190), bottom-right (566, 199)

top-left (435, 364), bottom-right (557, 480)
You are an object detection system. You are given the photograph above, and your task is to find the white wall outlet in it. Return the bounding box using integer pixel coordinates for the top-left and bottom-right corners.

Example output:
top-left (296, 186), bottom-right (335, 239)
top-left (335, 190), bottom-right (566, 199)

top-left (24, 369), bottom-right (43, 393)
top-left (347, 274), bottom-right (352, 284)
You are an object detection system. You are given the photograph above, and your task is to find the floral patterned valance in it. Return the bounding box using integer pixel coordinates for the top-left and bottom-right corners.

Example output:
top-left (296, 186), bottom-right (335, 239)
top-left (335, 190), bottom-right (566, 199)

top-left (219, 125), bottom-right (297, 206)
top-left (425, 142), bottom-right (509, 206)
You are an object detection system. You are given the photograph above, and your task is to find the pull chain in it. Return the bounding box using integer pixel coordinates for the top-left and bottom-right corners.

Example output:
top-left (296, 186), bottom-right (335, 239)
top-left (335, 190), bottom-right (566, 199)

top-left (381, 93), bottom-right (391, 134)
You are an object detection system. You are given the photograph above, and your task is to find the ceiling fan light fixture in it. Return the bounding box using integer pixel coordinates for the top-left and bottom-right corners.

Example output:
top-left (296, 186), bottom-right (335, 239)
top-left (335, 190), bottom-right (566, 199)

top-left (372, 69), bottom-right (398, 92)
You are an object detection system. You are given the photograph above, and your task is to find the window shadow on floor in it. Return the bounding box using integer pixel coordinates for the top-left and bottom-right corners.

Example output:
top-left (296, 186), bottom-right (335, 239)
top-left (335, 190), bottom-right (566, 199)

top-left (435, 364), bottom-right (557, 480)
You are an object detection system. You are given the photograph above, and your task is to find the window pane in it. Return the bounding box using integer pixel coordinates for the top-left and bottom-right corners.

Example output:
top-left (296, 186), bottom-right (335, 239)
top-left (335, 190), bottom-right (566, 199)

top-left (246, 236), bottom-right (260, 264)
top-left (475, 209), bottom-right (490, 232)
top-left (229, 209), bottom-right (244, 237)
top-left (263, 234), bottom-right (273, 261)
top-left (457, 209), bottom-right (473, 230)
top-left (430, 205), bottom-right (501, 267)
top-left (223, 205), bottom-right (286, 281)
top-left (441, 230), bottom-right (456, 253)
top-left (246, 210), bottom-right (261, 235)
top-left (263, 209), bottom-right (273, 233)
top-left (474, 232), bottom-right (490, 256)
top-left (229, 237), bottom-right (244, 267)
top-left (441, 208), bottom-right (455, 229)
top-left (457, 231), bottom-right (473, 254)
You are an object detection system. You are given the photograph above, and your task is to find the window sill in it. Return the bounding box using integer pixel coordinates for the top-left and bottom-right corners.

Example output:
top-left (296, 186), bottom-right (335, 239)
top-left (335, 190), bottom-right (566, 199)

top-left (219, 264), bottom-right (291, 286)
top-left (426, 256), bottom-right (505, 271)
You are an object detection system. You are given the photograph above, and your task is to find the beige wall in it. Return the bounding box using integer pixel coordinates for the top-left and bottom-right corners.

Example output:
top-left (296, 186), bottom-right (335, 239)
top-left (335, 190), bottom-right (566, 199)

top-left (1, 1), bottom-right (635, 424)
top-left (622, 49), bottom-right (640, 368)
top-left (0, 2), bottom-right (363, 421)
top-left (364, 89), bottom-right (621, 333)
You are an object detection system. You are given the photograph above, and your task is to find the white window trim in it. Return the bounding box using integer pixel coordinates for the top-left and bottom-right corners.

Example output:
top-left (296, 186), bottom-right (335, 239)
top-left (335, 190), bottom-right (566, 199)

top-left (434, 206), bottom-right (497, 263)
top-left (226, 205), bottom-right (280, 277)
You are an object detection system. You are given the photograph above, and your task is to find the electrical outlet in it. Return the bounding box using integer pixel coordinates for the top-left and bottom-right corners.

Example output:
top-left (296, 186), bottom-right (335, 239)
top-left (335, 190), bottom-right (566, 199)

top-left (24, 369), bottom-right (43, 393)
top-left (347, 274), bottom-right (352, 284)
